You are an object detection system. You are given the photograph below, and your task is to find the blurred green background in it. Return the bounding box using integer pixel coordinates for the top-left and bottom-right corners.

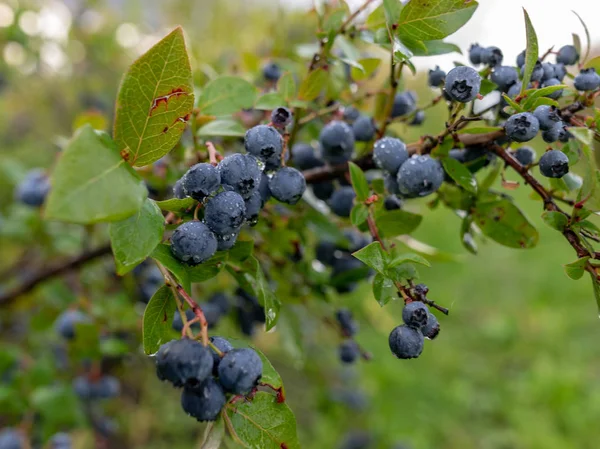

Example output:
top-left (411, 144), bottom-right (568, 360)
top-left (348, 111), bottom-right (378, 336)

top-left (1, 1), bottom-right (600, 449)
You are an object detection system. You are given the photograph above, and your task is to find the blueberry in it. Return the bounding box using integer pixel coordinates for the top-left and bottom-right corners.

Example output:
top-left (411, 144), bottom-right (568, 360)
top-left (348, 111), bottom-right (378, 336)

top-left (173, 178), bottom-right (186, 199)
top-left (201, 301), bottom-right (222, 328)
top-left (172, 309), bottom-right (200, 332)
top-left (268, 167), bottom-right (306, 205)
top-left (516, 49), bottom-right (526, 68)
top-left (373, 137), bottom-right (409, 175)
top-left (244, 125), bottom-right (284, 163)
top-left (156, 339), bottom-right (214, 388)
top-left (480, 46), bottom-right (503, 67)
top-left (541, 121), bottom-right (561, 143)
top-left (329, 186), bottom-right (355, 217)
top-left (511, 146), bottom-right (536, 166)
top-left (339, 431), bottom-right (373, 449)
top-left (410, 110), bottom-right (426, 126)
top-left (218, 348), bottom-right (263, 394)
top-left (312, 181), bottom-right (335, 201)
top-left (421, 312), bottom-right (440, 340)
top-left (540, 62), bottom-right (555, 82)
top-left (574, 68), bottom-right (600, 91)
top-left (553, 63), bottom-right (567, 82)
top-left (533, 105), bottom-right (561, 131)
top-left (204, 191), bottom-right (246, 236)
top-left (49, 432), bottom-right (72, 449)
top-left (428, 66), bottom-right (446, 87)
top-left (171, 221), bottom-right (218, 265)
top-left (556, 45), bottom-right (579, 65)
top-left (391, 91), bottom-right (417, 117)
top-left (384, 172), bottom-right (399, 194)
top-left (396, 155), bottom-right (444, 198)
top-left (181, 163), bottom-right (220, 201)
top-left (384, 195), bottom-right (403, 210)
top-left (316, 240), bottom-right (337, 266)
top-left (264, 147), bottom-right (289, 172)
top-left (270, 107), bottom-right (292, 128)
top-left (72, 375), bottom-right (120, 400)
top-left (539, 150), bottom-right (569, 178)
top-left (209, 292), bottom-right (230, 315)
top-left (388, 325), bottom-right (424, 359)
top-left (504, 112), bottom-right (539, 142)
top-left (335, 308), bottom-right (359, 337)
top-left (54, 309), bottom-right (89, 340)
top-left (506, 81), bottom-right (522, 100)
top-left (343, 106), bottom-right (361, 123)
top-left (469, 43), bottom-right (484, 65)
top-left (181, 378), bottom-right (226, 422)
top-left (521, 60), bottom-right (544, 82)
top-left (291, 143), bottom-right (323, 170)
top-left (352, 115), bottom-right (376, 142)
top-left (339, 340), bottom-right (360, 364)
top-left (0, 428), bottom-right (25, 449)
top-left (216, 231), bottom-right (239, 251)
top-left (209, 336), bottom-right (233, 375)
top-left (244, 190), bottom-right (263, 224)
top-left (258, 172), bottom-right (271, 204)
top-left (448, 147), bottom-right (491, 173)
top-left (262, 61), bottom-right (281, 81)
top-left (15, 169), bottom-right (51, 207)
top-left (444, 66), bottom-right (481, 102)
top-left (402, 301), bottom-right (429, 329)
top-left (332, 254), bottom-right (367, 284)
top-left (319, 120), bottom-right (355, 164)
top-left (491, 66), bottom-right (518, 92)
top-left (341, 229), bottom-right (370, 252)
top-left (218, 153), bottom-right (262, 200)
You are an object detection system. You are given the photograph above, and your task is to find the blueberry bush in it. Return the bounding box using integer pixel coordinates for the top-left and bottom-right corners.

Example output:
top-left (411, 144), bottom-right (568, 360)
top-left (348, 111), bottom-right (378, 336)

top-left (2, 1), bottom-right (600, 448)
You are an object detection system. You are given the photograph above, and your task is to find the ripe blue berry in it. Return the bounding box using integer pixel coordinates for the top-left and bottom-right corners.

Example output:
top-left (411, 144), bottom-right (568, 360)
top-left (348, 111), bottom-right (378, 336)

top-left (574, 68), bottom-right (600, 91)
top-left (428, 66), bottom-right (446, 87)
top-left (539, 150), bottom-right (569, 178)
top-left (204, 191), bottom-right (246, 235)
top-left (541, 121), bottom-right (561, 143)
top-left (54, 309), bottom-right (89, 340)
top-left (352, 115), bottom-right (376, 142)
top-left (244, 125), bottom-right (283, 163)
top-left (319, 120), bottom-right (355, 164)
top-left (444, 66), bottom-right (481, 102)
top-left (209, 336), bottom-right (233, 375)
top-left (410, 110), bottom-right (426, 126)
top-left (421, 312), bottom-right (440, 340)
top-left (218, 153), bottom-right (262, 200)
top-left (339, 432), bottom-right (373, 449)
top-left (72, 375), bottom-right (121, 400)
top-left (216, 231), bottom-right (239, 251)
top-left (15, 169), bottom-right (51, 207)
top-left (336, 308), bottom-right (359, 337)
top-left (373, 137), bottom-right (409, 175)
top-left (156, 339), bottom-right (214, 388)
top-left (521, 60), bottom-right (544, 82)
top-left (0, 428), bottom-right (25, 449)
top-left (329, 186), bottom-right (355, 217)
top-left (533, 105), bottom-right (561, 131)
top-left (173, 178), bottom-right (186, 199)
top-left (242, 190), bottom-right (262, 224)
top-left (218, 348), bottom-right (263, 394)
top-left (516, 50), bottom-right (526, 68)
top-left (312, 181), bottom-right (335, 201)
top-left (402, 301), bottom-right (429, 329)
top-left (396, 155), bottom-right (444, 198)
top-left (49, 432), bottom-right (72, 449)
top-left (511, 146), bottom-right (536, 166)
top-left (553, 63), bottom-right (567, 81)
top-left (339, 340), bottom-right (360, 364)
top-left (384, 172), bottom-right (399, 194)
top-left (171, 221), bottom-right (218, 265)
top-left (391, 91), bottom-right (417, 117)
top-left (316, 240), bottom-right (337, 266)
top-left (556, 45), bottom-right (579, 65)
top-left (504, 112), bottom-right (539, 142)
top-left (268, 167), bottom-right (306, 205)
top-left (480, 46), bottom-right (503, 67)
top-left (469, 43), bottom-right (484, 65)
top-left (262, 61), bottom-right (281, 81)
top-left (506, 82), bottom-right (522, 100)
top-left (270, 107), bottom-right (292, 128)
top-left (540, 62), bottom-right (555, 82)
top-left (343, 106), bottom-right (360, 123)
top-left (491, 66), bottom-right (518, 92)
top-left (384, 195), bottom-right (403, 210)
top-left (181, 163), bottom-right (220, 201)
top-left (258, 172), bottom-right (271, 203)
top-left (291, 143), bottom-right (324, 170)
top-left (388, 325), bottom-right (424, 359)
top-left (181, 379), bottom-right (226, 422)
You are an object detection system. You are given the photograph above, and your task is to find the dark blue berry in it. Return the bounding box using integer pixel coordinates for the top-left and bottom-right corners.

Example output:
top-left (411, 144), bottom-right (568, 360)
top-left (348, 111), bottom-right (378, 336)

top-left (49, 432), bottom-right (72, 449)
top-left (516, 50), bottom-right (526, 68)
top-left (553, 63), bottom-right (567, 81)
top-left (352, 115), bottom-right (376, 142)
top-left (181, 163), bottom-right (220, 201)
top-left (480, 46), bottom-right (503, 67)
top-left (388, 325), bottom-right (424, 359)
top-left (504, 112), bottom-right (539, 142)
top-left (156, 339), bottom-right (213, 388)
top-left (391, 91), bottom-right (417, 117)
top-left (574, 68), bottom-right (600, 91)
top-left (218, 348), bottom-right (263, 394)
top-left (270, 107), bottom-right (292, 128)
top-left (402, 301), bottom-right (429, 329)
top-left (343, 106), bottom-right (361, 123)
top-left (316, 240), bottom-right (337, 266)
top-left (540, 62), bottom-right (555, 82)
top-left (556, 45), bottom-right (579, 65)
top-left (521, 60), bottom-right (544, 82)
top-left (0, 428), bottom-right (25, 449)
top-left (339, 340), bottom-right (360, 364)
top-left (384, 195), bottom-right (403, 210)
top-left (244, 125), bottom-right (283, 163)
top-left (181, 379), bottom-right (226, 422)
top-left (209, 336), bottom-right (233, 375)
top-left (216, 231), bottom-right (239, 251)
top-left (329, 186), bottom-right (355, 217)
top-left (268, 167), bottom-right (306, 205)
top-left (262, 61), bottom-right (281, 81)
top-left (444, 66), bottom-right (481, 102)
top-left (319, 120), bottom-right (355, 164)
top-left (312, 181), bottom-right (335, 201)
top-left (15, 169), bottom-right (51, 207)
top-left (384, 172), bottom-right (399, 194)
top-left (539, 150), bottom-right (569, 178)
top-left (410, 110), bottom-right (426, 126)
top-left (373, 137), bottom-right (408, 175)
top-left (511, 146), bottom-right (536, 166)
top-left (428, 66), bottom-right (446, 87)
top-left (396, 155), bottom-right (444, 198)
top-left (218, 153), bottom-right (262, 200)
top-left (204, 191), bottom-right (246, 235)
top-left (491, 66), bottom-right (518, 92)
top-left (421, 312), bottom-right (440, 340)
top-left (173, 178), bottom-right (186, 199)
top-left (533, 105), bottom-right (561, 131)
top-left (336, 308), bottom-right (359, 337)
top-left (244, 190), bottom-right (263, 224)
top-left (291, 143), bottom-right (324, 170)
top-left (54, 310), bottom-right (89, 340)
top-left (469, 43), bottom-right (484, 65)
top-left (170, 221), bottom-right (218, 265)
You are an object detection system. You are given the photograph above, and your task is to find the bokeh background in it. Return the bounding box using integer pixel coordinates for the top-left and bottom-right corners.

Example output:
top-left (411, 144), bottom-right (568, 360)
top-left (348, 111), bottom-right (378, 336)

top-left (1, 1), bottom-right (600, 448)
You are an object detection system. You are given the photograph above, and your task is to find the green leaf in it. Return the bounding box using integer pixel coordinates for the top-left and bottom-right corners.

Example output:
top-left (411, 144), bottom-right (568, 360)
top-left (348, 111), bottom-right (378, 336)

top-left (45, 125), bottom-right (147, 224)
top-left (366, 4), bottom-right (386, 29)
top-left (197, 119), bottom-right (246, 137)
top-left (572, 10), bottom-right (590, 63)
top-left (584, 55), bottom-right (600, 73)
top-left (198, 76), bottom-right (257, 116)
top-left (277, 73), bottom-right (296, 102)
top-left (404, 39), bottom-right (461, 56)
top-left (109, 199), bottom-right (165, 275)
top-left (225, 392), bottom-right (300, 449)
top-left (590, 272), bottom-right (600, 313)
top-left (31, 385), bottom-right (84, 430)
top-left (472, 199), bottom-right (539, 249)
top-left (142, 285), bottom-right (176, 355)
top-left (114, 27), bottom-right (194, 167)
top-left (323, 8), bottom-right (346, 32)
top-left (155, 197), bottom-right (197, 213)
top-left (252, 346), bottom-right (283, 389)
top-left (522, 85), bottom-right (567, 110)
top-left (348, 162), bottom-right (370, 201)
top-left (388, 252), bottom-right (430, 267)
top-left (383, 0), bottom-right (403, 26)
top-left (564, 256), bottom-right (590, 280)
top-left (228, 239), bottom-right (254, 262)
top-left (478, 79), bottom-right (498, 96)
top-left (187, 252), bottom-right (228, 283)
top-left (298, 68), bottom-right (328, 101)
top-left (458, 126), bottom-right (503, 135)
top-left (375, 209), bottom-right (423, 238)
top-left (572, 33), bottom-right (582, 57)
top-left (385, 263), bottom-right (418, 283)
top-left (501, 93), bottom-right (525, 113)
top-left (373, 273), bottom-right (397, 306)
top-left (254, 93), bottom-right (286, 110)
top-left (350, 204), bottom-right (369, 226)
top-left (352, 242), bottom-right (387, 273)
top-left (398, 0), bottom-right (478, 41)
top-left (441, 157), bottom-right (477, 194)
top-left (520, 9), bottom-right (539, 96)
top-left (350, 58), bottom-right (381, 81)
top-left (461, 215), bottom-right (478, 254)
top-left (541, 211), bottom-right (569, 231)
top-left (151, 243), bottom-right (190, 291)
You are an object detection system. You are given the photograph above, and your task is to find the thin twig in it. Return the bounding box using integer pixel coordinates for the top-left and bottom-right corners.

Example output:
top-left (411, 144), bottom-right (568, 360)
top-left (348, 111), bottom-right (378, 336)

top-left (337, 0), bottom-right (376, 35)
top-left (206, 141), bottom-right (221, 165)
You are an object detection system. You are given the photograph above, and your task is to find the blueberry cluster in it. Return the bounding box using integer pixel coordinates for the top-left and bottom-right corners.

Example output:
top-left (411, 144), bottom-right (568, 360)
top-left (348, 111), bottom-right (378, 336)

top-left (389, 285), bottom-right (440, 360)
top-left (171, 118), bottom-right (306, 266)
top-left (0, 428), bottom-right (72, 449)
top-left (155, 337), bottom-right (262, 421)
top-left (335, 308), bottom-right (361, 364)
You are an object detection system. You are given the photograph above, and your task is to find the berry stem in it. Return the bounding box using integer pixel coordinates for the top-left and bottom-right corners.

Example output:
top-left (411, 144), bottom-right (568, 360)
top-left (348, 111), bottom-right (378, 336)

top-left (337, 0), bottom-right (376, 35)
top-left (205, 141), bottom-right (221, 166)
